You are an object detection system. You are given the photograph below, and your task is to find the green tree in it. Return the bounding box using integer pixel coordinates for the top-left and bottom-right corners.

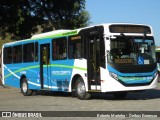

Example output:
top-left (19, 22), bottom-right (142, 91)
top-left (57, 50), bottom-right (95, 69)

top-left (0, 0), bottom-right (90, 40)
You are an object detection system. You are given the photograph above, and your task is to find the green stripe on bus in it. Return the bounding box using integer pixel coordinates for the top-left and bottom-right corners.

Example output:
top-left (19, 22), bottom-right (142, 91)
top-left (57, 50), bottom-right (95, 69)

top-left (31, 30), bottom-right (78, 40)
top-left (50, 64), bottom-right (87, 71)
top-left (4, 64), bottom-right (87, 78)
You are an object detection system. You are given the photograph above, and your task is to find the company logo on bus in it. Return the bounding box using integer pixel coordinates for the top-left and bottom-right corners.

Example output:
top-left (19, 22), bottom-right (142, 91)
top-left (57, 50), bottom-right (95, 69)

top-left (52, 71), bottom-right (71, 76)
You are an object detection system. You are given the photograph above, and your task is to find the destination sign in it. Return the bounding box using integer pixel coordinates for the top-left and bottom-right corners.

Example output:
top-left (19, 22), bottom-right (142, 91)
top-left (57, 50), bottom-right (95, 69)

top-left (109, 25), bottom-right (151, 34)
top-left (70, 35), bottom-right (81, 40)
top-left (115, 58), bottom-right (133, 64)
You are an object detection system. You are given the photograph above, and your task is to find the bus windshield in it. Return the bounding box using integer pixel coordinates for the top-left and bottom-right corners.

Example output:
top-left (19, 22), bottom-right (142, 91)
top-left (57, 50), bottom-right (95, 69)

top-left (108, 36), bottom-right (156, 65)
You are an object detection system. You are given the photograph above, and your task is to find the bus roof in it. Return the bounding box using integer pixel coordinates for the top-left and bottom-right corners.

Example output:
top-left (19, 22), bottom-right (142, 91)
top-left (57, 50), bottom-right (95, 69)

top-left (3, 23), bottom-right (153, 47)
top-left (31, 23), bottom-right (153, 39)
top-left (31, 29), bottom-right (78, 40)
top-left (3, 29), bottom-right (79, 46)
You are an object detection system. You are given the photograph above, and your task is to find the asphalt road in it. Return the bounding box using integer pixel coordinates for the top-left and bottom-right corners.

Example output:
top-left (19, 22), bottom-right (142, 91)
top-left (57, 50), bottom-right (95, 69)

top-left (1, 84), bottom-right (160, 120)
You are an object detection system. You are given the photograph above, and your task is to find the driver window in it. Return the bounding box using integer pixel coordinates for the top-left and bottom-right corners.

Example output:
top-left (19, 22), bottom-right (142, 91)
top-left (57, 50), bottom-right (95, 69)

top-left (68, 35), bottom-right (83, 59)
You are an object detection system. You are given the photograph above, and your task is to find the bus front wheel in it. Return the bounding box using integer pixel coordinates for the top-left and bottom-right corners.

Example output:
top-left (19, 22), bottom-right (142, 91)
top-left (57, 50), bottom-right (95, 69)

top-left (75, 78), bottom-right (91, 100)
top-left (21, 78), bottom-right (33, 96)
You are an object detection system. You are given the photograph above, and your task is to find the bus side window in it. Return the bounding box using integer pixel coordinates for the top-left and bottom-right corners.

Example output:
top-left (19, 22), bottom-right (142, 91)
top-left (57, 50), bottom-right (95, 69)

top-left (13, 45), bottom-right (22, 63)
top-left (23, 43), bottom-right (35, 62)
top-left (35, 42), bottom-right (38, 62)
top-left (52, 41), bottom-right (59, 59)
top-left (68, 35), bottom-right (83, 59)
top-left (52, 37), bottom-right (67, 60)
top-left (4, 47), bottom-right (12, 64)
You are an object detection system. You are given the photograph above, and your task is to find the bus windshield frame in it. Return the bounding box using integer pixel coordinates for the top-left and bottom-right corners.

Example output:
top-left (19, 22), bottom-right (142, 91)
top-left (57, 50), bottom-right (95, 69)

top-left (108, 36), bottom-right (156, 66)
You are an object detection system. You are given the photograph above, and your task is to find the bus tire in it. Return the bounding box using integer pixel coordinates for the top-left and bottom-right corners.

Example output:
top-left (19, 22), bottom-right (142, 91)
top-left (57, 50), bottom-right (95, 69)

top-left (112, 91), bottom-right (127, 99)
top-left (75, 77), bottom-right (91, 100)
top-left (21, 78), bottom-right (33, 96)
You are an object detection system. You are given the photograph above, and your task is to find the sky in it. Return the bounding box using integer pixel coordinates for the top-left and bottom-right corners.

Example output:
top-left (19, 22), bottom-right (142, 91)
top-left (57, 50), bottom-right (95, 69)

top-left (85, 0), bottom-right (160, 45)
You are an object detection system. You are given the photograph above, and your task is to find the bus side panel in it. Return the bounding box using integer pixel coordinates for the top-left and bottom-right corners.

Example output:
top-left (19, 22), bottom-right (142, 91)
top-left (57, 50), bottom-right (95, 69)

top-left (50, 59), bottom-right (75, 92)
top-left (25, 63), bottom-right (41, 90)
top-left (3, 63), bottom-right (41, 90)
top-left (69, 59), bottom-right (87, 92)
top-left (4, 64), bottom-right (21, 88)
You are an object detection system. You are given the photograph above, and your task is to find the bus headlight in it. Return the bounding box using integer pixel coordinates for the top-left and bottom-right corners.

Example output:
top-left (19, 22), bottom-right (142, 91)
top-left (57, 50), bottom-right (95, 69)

top-left (109, 72), bottom-right (118, 80)
top-left (154, 72), bottom-right (158, 78)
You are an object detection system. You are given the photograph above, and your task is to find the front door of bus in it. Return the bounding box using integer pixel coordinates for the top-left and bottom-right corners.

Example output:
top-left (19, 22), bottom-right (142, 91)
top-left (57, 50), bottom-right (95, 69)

top-left (87, 35), bottom-right (101, 91)
top-left (40, 44), bottom-right (50, 89)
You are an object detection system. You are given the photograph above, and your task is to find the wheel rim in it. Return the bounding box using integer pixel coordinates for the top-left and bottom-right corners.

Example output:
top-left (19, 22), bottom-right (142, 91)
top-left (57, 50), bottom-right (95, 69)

top-left (22, 82), bottom-right (27, 93)
top-left (77, 81), bottom-right (86, 97)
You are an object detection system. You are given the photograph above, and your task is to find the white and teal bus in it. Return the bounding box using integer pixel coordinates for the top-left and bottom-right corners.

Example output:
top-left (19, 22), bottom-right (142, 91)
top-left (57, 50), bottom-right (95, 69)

top-left (2, 23), bottom-right (158, 99)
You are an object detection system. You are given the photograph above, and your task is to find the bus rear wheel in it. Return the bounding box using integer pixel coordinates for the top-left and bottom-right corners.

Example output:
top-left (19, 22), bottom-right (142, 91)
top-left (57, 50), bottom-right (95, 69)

top-left (75, 78), bottom-right (91, 100)
top-left (21, 78), bottom-right (33, 96)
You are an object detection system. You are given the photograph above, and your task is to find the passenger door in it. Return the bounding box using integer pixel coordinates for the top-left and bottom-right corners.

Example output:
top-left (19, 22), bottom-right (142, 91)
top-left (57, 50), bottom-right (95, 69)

top-left (86, 35), bottom-right (102, 91)
top-left (40, 43), bottom-right (51, 89)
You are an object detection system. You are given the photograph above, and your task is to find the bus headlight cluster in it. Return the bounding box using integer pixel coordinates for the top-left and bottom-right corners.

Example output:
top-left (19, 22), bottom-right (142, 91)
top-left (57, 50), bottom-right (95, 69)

top-left (109, 72), bottom-right (118, 80)
top-left (154, 72), bottom-right (158, 78)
